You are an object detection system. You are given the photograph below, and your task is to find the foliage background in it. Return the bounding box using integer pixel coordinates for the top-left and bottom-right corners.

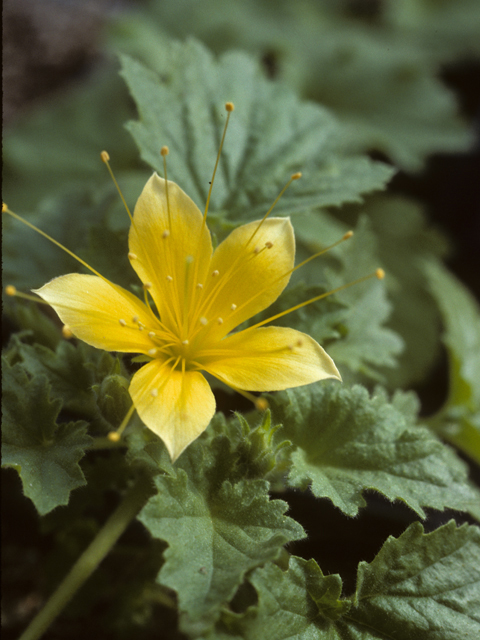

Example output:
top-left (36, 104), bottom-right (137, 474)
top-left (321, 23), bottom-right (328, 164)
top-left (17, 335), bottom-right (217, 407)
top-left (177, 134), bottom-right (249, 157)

top-left (2, 0), bottom-right (480, 638)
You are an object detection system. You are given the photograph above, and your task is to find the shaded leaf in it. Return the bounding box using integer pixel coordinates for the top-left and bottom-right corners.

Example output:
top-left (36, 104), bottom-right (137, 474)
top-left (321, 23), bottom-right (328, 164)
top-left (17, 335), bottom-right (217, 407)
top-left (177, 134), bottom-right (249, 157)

top-left (1, 361), bottom-right (92, 515)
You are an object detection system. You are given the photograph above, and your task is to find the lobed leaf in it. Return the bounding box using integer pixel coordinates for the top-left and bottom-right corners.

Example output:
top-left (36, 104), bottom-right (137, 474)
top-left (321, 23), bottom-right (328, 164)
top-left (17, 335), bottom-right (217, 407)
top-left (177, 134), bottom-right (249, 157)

top-left (269, 382), bottom-right (480, 519)
top-left (1, 361), bottom-right (92, 515)
top-left (120, 40), bottom-right (393, 223)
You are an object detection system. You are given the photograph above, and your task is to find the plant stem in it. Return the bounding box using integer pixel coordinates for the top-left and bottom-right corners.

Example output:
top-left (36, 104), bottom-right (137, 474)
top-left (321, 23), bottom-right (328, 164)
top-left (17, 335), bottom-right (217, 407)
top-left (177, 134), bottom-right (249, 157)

top-left (19, 473), bottom-right (155, 640)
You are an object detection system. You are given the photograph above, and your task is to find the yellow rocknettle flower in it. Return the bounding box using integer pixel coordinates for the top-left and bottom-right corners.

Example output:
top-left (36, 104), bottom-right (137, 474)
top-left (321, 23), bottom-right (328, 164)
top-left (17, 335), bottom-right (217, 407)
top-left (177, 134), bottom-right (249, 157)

top-left (28, 171), bottom-right (340, 461)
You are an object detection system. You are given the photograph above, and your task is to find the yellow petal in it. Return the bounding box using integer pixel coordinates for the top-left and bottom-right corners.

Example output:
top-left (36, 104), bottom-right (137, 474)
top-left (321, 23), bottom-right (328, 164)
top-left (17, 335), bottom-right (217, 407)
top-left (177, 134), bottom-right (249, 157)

top-left (197, 217), bottom-right (295, 338)
top-left (200, 326), bottom-right (341, 391)
top-left (128, 173), bottom-right (213, 331)
top-left (34, 274), bottom-right (160, 353)
top-left (129, 359), bottom-right (216, 462)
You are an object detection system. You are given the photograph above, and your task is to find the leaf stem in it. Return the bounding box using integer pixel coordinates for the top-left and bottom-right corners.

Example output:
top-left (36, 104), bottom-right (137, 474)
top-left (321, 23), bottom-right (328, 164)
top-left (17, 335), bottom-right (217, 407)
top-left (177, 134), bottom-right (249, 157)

top-left (19, 473), bottom-right (155, 640)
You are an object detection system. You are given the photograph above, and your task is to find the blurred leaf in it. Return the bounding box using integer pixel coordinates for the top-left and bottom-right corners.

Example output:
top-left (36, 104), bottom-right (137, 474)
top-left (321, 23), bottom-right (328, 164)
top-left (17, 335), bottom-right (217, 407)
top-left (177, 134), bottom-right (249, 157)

top-left (120, 41), bottom-right (393, 223)
top-left (424, 261), bottom-right (480, 464)
top-left (1, 361), bottom-right (92, 515)
top-left (128, 0), bottom-right (472, 171)
top-left (3, 66), bottom-right (139, 211)
top-left (269, 382), bottom-right (480, 519)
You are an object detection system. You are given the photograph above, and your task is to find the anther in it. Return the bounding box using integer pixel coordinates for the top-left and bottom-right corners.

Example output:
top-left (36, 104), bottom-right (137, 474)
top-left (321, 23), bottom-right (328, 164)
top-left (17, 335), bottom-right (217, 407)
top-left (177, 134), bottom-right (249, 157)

top-left (166, 275), bottom-right (173, 282)
top-left (291, 172), bottom-right (302, 180)
top-left (128, 252), bottom-right (137, 260)
top-left (225, 102), bottom-right (235, 112)
top-left (343, 230), bottom-right (354, 240)
top-left (5, 285), bottom-right (17, 296)
top-left (161, 146), bottom-right (169, 157)
top-left (62, 325), bottom-right (73, 339)
top-left (212, 270), bottom-right (219, 277)
top-left (108, 431), bottom-right (121, 442)
top-left (230, 303), bottom-right (237, 311)
top-left (253, 247), bottom-right (261, 254)
top-left (150, 388), bottom-right (159, 397)
top-left (100, 150), bottom-right (110, 163)
top-left (119, 319), bottom-right (127, 327)
top-left (182, 339), bottom-right (189, 345)
top-left (217, 317), bottom-right (224, 325)
top-left (2, 203), bottom-right (8, 213)
top-left (255, 398), bottom-right (269, 411)
top-left (143, 282), bottom-right (153, 290)
top-left (200, 317), bottom-right (208, 326)
top-left (288, 344), bottom-right (294, 351)
top-left (148, 348), bottom-right (157, 356)
top-left (196, 283), bottom-right (203, 289)
top-left (138, 323), bottom-right (145, 331)
top-left (148, 331), bottom-right (156, 338)
top-left (296, 339), bottom-right (303, 347)
top-left (132, 315), bottom-right (139, 323)
top-left (162, 230), bottom-right (170, 239)
top-left (265, 241), bottom-right (274, 249)
top-left (376, 268), bottom-right (385, 280)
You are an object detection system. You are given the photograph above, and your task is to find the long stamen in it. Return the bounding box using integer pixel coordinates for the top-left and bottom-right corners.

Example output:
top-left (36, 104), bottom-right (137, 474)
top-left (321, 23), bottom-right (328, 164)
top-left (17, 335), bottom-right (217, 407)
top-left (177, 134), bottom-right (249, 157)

top-left (4, 285), bottom-right (51, 305)
top-left (107, 403), bottom-right (136, 442)
top-left (237, 268), bottom-right (386, 335)
top-left (189, 102), bottom-right (235, 319)
top-left (101, 151), bottom-right (134, 225)
top-left (3, 205), bottom-right (110, 283)
top-left (227, 230), bottom-right (355, 320)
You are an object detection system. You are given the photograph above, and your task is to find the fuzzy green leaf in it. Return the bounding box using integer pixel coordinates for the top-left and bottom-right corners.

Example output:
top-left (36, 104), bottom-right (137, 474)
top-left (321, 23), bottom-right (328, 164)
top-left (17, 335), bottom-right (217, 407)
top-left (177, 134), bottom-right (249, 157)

top-left (424, 261), bottom-right (480, 464)
top-left (137, 435), bottom-right (304, 634)
top-left (350, 520), bottom-right (480, 638)
top-left (270, 382), bottom-right (480, 519)
top-left (120, 41), bottom-right (393, 223)
top-left (1, 361), bottom-right (92, 515)
top-left (216, 521), bottom-right (480, 639)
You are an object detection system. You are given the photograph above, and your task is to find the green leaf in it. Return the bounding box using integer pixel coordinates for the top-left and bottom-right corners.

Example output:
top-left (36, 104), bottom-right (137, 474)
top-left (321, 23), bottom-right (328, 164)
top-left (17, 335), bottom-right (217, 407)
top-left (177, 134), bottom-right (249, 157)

top-left (137, 435), bottom-right (304, 634)
top-left (270, 382), bottom-right (480, 519)
top-left (120, 41), bottom-right (393, 223)
top-left (1, 361), bottom-right (92, 515)
top-left (216, 521), bottom-right (480, 639)
top-left (350, 520), bottom-right (480, 638)
top-left (424, 261), bottom-right (480, 464)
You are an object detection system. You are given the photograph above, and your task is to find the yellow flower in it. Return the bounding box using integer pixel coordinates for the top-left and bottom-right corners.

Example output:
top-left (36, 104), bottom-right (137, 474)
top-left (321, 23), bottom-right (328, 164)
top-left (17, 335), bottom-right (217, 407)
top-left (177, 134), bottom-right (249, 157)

top-left (33, 174), bottom-right (340, 461)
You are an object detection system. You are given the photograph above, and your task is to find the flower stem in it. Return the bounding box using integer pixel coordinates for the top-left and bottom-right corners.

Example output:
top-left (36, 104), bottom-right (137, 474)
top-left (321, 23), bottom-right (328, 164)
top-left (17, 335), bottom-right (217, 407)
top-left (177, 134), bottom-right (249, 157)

top-left (19, 473), bottom-right (155, 640)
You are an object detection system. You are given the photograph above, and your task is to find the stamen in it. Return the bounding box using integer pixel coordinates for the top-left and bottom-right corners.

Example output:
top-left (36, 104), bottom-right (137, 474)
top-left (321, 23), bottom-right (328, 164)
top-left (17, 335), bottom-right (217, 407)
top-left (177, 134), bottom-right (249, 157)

top-left (5, 285), bottom-right (16, 296)
top-left (376, 268), bottom-right (385, 279)
top-left (255, 397), bottom-right (269, 411)
top-left (132, 315), bottom-right (139, 323)
top-left (119, 319), bottom-right (127, 327)
top-left (253, 247), bottom-right (261, 254)
top-left (217, 317), bottom-right (224, 325)
top-left (150, 388), bottom-right (158, 397)
top-left (101, 150), bottom-right (133, 224)
top-left (166, 275), bottom-right (173, 283)
top-left (143, 282), bottom-right (153, 290)
top-left (62, 325), bottom-right (73, 339)
top-left (162, 230), bottom-right (170, 239)
top-left (138, 323), bottom-right (145, 331)
top-left (182, 339), bottom-right (189, 345)
top-left (148, 348), bottom-right (157, 356)
top-left (230, 303), bottom-right (237, 311)
top-left (212, 270), bottom-right (219, 277)
top-left (200, 317), bottom-right (208, 326)
top-left (148, 331), bottom-right (156, 338)
top-left (128, 252), bottom-right (137, 260)
top-left (196, 283), bottom-right (203, 289)
top-left (265, 241), bottom-right (274, 249)
top-left (107, 403), bottom-right (136, 443)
